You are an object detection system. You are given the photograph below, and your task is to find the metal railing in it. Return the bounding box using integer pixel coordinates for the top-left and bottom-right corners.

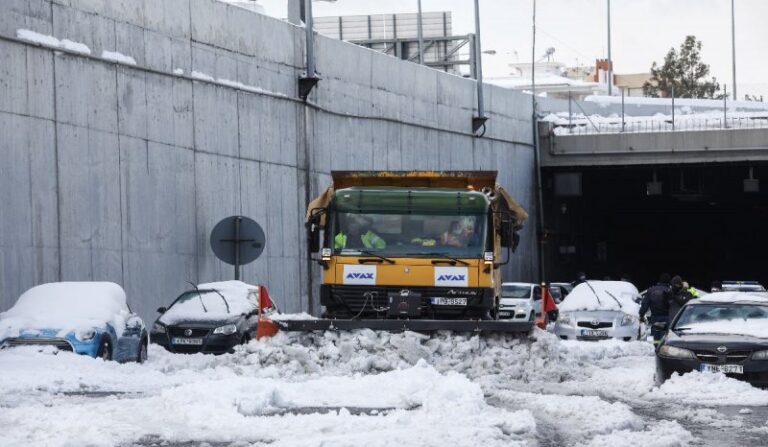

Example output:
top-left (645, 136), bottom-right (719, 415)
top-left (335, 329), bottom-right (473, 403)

top-left (555, 115), bottom-right (768, 136)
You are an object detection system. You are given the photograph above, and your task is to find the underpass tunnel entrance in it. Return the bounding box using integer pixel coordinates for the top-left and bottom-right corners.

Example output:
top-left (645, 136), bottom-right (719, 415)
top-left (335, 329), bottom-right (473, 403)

top-left (542, 163), bottom-right (768, 291)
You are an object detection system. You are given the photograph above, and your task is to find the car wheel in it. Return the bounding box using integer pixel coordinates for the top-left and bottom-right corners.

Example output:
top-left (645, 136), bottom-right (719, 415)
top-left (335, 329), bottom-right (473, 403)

top-left (97, 338), bottom-right (112, 361)
top-left (136, 339), bottom-right (148, 363)
top-left (240, 334), bottom-right (250, 345)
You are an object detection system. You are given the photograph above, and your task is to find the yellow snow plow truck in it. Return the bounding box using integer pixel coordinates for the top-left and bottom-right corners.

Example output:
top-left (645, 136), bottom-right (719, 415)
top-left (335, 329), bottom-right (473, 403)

top-left (281, 171), bottom-right (533, 333)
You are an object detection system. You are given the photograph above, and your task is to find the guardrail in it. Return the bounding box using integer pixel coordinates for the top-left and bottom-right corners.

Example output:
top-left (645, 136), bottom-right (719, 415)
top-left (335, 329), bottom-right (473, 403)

top-left (549, 115), bottom-right (768, 136)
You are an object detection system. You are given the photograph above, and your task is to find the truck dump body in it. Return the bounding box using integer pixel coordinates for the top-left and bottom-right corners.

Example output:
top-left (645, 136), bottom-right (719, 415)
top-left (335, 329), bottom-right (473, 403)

top-left (304, 171), bottom-right (529, 331)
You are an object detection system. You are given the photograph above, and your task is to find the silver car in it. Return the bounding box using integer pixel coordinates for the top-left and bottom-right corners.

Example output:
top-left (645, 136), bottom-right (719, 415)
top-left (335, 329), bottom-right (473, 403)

top-left (551, 281), bottom-right (642, 341)
top-left (498, 282), bottom-right (540, 321)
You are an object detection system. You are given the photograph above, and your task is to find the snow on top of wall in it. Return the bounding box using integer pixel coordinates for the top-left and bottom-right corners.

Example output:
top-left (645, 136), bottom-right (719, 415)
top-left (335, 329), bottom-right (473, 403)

top-left (17, 29), bottom-right (91, 55)
top-left (101, 50), bottom-right (137, 65)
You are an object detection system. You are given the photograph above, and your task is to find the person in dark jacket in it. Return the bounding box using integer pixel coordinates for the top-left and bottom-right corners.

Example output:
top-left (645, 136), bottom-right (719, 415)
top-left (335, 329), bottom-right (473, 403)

top-left (571, 272), bottom-right (587, 288)
top-left (640, 273), bottom-right (672, 345)
top-left (668, 275), bottom-right (694, 321)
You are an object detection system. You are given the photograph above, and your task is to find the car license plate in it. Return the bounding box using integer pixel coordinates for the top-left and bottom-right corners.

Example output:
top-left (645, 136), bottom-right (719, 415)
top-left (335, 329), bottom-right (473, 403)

top-left (581, 329), bottom-right (608, 337)
top-left (431, 297), bottom-right (467, 306)
top-left (498, 311), bottom-right (511, 318)
top-left (700, 364), bottom-right (744, 374)
top-left (172, 337), bottom-right (203, 345)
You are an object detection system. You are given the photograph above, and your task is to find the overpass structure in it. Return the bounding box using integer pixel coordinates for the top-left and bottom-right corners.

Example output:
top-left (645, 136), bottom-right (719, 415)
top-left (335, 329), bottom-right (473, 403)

top-left (537, 119), bottom-right (768, 291)
top-left (539, 123), bottom-right (768, 167)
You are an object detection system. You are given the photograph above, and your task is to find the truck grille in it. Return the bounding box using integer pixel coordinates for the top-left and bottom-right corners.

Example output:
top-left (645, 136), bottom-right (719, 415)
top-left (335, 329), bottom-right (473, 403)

top-left (324, 285), bottom-right (487, 318)
top-left (2, 338), bottom-right (74, 351)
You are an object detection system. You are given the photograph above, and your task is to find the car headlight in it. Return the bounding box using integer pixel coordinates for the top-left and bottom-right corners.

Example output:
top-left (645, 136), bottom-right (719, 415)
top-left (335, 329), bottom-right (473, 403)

top-left (152, 323), bottom-right (166, 334)
top-left (213, 324), bottom-right (237, 335)
top-left (76, 329), bottom-right (96, 341)
top-left (658, 345), bottom-right (696, 359)
top-left (752, 350), bottom-right (768, 360)
top-left (557, 312), bottom-right (573, 325)
top-left (620, 314), bottom-right (637, 326)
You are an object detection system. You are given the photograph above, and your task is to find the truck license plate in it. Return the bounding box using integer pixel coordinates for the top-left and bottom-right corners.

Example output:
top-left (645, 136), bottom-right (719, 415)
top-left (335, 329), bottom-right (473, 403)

top-left (700, 364), bottom-right (743, 374)
top-left (581, 330), bottom-right (608, 337)
top-left (172, 337), bottom-right (203, 345)
top-left (431, 297), bottom-right (467, 306)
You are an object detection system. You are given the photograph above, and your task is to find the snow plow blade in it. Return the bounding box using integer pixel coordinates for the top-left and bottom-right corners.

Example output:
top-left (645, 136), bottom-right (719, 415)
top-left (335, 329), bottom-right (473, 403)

top-left (276, 319), bottom-right (534, 334)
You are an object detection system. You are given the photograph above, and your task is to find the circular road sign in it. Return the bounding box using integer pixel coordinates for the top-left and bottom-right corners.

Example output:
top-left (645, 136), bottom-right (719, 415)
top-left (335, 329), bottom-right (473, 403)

top-left (210, 216), bottom-right (266, 266)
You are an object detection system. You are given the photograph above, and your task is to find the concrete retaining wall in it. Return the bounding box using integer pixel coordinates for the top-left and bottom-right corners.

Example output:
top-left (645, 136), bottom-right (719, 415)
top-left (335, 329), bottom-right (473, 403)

top-left (0, 0), bottom-right (537, 322)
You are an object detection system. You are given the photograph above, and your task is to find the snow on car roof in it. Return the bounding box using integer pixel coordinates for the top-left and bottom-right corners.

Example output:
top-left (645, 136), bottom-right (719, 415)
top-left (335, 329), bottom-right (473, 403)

top-left (0, 282), bottom-right (129, 338)
top-left (159, 280), bottom-right (261, 324)
top-left (559, 281), bottom-right (640, 314)
top-left (694, 291), bottom-right (768, 304)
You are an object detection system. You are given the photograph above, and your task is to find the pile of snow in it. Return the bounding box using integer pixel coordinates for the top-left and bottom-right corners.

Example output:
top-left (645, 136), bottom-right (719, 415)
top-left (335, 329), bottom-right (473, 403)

top-left (158, 281), bottom-right (260, 324)
top-left (190, 70), bottom-right (288, 97)
top-left (649, 371), bottom-right (768, 407)
top-left (16, 29), bottom-right (91, 55)
top-left (559, 281), bottom-right (640, 314)
top-left (0, 282), bottom-right (129, 339)
top-left (0, 346), bottom-right (537, 446)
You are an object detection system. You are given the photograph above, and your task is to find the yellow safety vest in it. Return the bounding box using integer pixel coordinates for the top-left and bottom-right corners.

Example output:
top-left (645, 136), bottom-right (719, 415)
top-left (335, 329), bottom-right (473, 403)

top-left (335, 231), bottom-right (386, 249)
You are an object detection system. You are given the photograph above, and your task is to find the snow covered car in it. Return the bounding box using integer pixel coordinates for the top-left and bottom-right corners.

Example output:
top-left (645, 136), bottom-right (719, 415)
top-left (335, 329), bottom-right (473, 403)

top-left (0, 282), bottom-right (148, 362)
top-left (498, 282), bottom-right (539, 321)
top-left (151, 281), bottom-right (278, 354)
top-left (551, 281), bottom-right (642, 341)
top-left (655, 292), bottom-right (768, 386)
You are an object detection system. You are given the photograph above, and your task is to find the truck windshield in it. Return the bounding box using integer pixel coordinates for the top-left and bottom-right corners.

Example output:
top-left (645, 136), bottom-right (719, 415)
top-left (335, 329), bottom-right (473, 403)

top-left (330, 211), bottom-right (487, 258)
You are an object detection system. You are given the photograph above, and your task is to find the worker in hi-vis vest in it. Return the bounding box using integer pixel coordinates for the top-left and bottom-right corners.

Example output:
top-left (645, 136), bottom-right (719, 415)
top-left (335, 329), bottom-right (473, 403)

top-left (335, 217), bottom-right (386, 250)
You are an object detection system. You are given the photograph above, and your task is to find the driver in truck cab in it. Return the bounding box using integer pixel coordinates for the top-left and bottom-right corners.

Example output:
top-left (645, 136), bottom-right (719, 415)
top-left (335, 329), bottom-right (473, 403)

top-left (334, 217), bottom-right (386, 250)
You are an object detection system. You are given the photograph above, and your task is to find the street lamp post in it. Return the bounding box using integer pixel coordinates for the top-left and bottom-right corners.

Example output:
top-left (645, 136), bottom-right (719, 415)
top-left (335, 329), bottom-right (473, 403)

top-left (417, 0), bottom-right (424, 65)
top-left (607, 0), bottom-right (612, 95)
top-left (731, 0), bottom-right (737, 100)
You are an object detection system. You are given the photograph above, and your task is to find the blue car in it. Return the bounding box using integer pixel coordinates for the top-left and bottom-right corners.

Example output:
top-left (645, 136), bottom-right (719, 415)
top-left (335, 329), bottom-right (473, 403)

top-left (0, 282), bottom-right (148, 362)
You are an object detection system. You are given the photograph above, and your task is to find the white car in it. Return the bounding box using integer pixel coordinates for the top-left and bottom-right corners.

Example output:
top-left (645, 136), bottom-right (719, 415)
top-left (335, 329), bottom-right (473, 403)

top-left (551, 281), bottom-right (642, 341)
top-left (498, 282), bottom-right (540, 321)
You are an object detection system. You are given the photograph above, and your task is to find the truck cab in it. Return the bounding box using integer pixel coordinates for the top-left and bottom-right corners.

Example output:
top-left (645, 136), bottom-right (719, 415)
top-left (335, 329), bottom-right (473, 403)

top-left (306, 171), bottom-right (527, 320)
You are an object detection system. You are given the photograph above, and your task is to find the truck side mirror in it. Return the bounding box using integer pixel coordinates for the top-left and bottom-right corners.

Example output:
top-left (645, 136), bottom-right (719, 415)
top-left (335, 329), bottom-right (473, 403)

top-left (306, 208), bottom-right (325, 254)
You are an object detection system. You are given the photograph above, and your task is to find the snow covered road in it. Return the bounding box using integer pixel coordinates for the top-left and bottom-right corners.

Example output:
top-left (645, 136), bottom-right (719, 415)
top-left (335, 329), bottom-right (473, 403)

top-left (1, 330), bottom-right (766, 446)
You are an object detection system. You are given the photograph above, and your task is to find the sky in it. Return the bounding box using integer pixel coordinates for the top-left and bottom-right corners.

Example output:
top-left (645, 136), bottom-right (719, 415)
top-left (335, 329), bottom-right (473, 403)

top-left (257, 0), bottom-right (768, 99)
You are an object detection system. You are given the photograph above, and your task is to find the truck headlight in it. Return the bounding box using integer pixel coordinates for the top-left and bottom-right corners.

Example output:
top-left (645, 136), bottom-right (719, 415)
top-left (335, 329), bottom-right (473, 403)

top-left (557, 312), bottom-right (573, 325)
top-left (152, 323), bottom-right (166, 334)
top-left (752, 350), bottom-right (768, 360)
top-left (658, 345), bottom-right (695, 359)
top-left (620, 314), bottom-right (637, 326)
top-left (213, 324), bottom-right (237, 335)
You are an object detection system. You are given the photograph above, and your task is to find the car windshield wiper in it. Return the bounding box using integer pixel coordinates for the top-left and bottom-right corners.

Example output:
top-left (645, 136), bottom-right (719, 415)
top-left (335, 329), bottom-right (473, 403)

top-left (604, 290), bottom-right (623, 308)
top-left (583, 281), bottom-right (603, 306)
top-left (409, 252), bottom-right (469, 266)
top-left (359, 250), bottom-right (395, 264)
top-left (211, 289), bottom-right (230, 313)
top-left (673, 327), bottom-right (692, 332)
top-left (187, 281), bottom-right (208, 313)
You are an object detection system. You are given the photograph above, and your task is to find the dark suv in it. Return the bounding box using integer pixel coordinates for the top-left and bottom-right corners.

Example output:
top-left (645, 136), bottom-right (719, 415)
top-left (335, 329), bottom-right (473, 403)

top-left (655, 292), bottom-right (768, 387)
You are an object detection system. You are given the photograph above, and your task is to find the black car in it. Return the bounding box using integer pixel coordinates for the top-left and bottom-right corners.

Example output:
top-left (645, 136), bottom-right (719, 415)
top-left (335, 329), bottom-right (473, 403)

top-left (655, 292), bottom-right (768, 387)
top-left (151, 281), bottom-right (276, 354)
